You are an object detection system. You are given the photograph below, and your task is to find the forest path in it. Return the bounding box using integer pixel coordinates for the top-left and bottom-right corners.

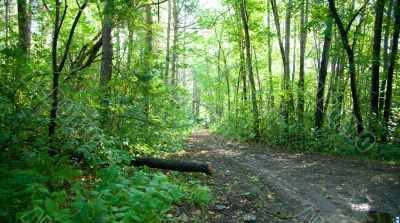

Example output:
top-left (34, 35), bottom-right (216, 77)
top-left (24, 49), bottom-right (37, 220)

top-left (176, 129), bottom-right (400, 222)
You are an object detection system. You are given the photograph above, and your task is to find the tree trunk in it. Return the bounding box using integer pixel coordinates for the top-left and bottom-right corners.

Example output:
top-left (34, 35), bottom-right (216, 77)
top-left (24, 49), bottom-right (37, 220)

top-left (143, 4), bottom-right (153, 130)
top-left (49, 0), bottom-right (61, 138)
top-left (292, 19), bottom-right (296, 82)
top-left (239, 40), bottom-right (247, 101)
top-left (315, 18), bottom-right (333, 131)
top-left (240, 0), bottom-right (260, 140)
top-left (49, 0), bottom-right (88, 138)
top-left (270, 0), bottom-right (289, 125)
top-left (5, 0), bottom-right (10, 47)
top-left (284, 0), bottom-right (293, 111)
top-left (171, 0), bottom-right (179, 85)
top-left (267, 1), bottom-right (274, 108)
top-left (130, 157), bottom-right (212, 175)
top-left (370, 0), bottom-right (386, 117)
top-left (379, 0), bottom-right (394, 113)
top-left (383, 0), bottom-right (400, 142)
top-left (164, 0), bottom-right (172, 80)
top-left (328, 0), bottom-right (365, 135)
top-left (100, 0), bottom-right (114, 125)
top-left (298, 0), bottom-right (308, 120)
top-left (253, 47), bottom-right (262, 105)
top-left (17, 0), bottom-right (31, 59)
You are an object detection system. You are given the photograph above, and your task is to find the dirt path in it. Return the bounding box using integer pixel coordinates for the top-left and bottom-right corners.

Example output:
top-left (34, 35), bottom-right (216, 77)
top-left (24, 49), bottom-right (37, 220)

top-left (176, 129), bottom-right (400, 222)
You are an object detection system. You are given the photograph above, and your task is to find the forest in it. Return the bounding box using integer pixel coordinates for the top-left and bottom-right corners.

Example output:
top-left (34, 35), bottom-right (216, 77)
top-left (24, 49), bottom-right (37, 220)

top-left (0, 0), bottom-right (400, 222)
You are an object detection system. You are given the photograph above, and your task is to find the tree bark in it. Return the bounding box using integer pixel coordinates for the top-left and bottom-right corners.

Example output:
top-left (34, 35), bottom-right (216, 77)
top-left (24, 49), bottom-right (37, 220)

top-left (383, 0), bottom-right (400, 141)
top-left (370, 0), bottom-right (386, 116)
top-left (164, 0), bottom-right (172, 80)
top-left (239, 40), bottom-right (247, 101)
top-left (253, 47), bottom-right (262, 105)
top-left (49, 0), bottom-right (61, 138)
top-left (379, 0), bottom-right (394, 113)
top-left (130, 157), bottom-right (212, 175)
top-left (298, 0), bottom-right (308, 120)
top-left (315, 18), bottom-right (333, 131)
top-left (143, 4), bottom-right (153, 130)
top-left (284, 0), bottom-right (293, 110)
top-left (171, 0), bottom-right (179, 85)
top-left (4, 0), bottom-right (10, 47)
top-left (17, 0), bottom-right (31, 59)
top-left (267, 1), bottom-right (274, 108)
top-left (100, 0), bottom-right (114, 125)
top-left (49, 0), bottom-right (89, 137)
top-left (240, 0), bottom-right (260, 140)
top-left (270, 0), bottom-right (289, 125)
top-left (328, 0), bottom-right (365, 135)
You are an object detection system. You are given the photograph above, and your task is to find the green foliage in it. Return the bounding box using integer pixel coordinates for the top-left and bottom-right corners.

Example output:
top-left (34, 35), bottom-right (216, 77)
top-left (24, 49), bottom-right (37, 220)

top-left (0, 151), bottom-right (210, 222)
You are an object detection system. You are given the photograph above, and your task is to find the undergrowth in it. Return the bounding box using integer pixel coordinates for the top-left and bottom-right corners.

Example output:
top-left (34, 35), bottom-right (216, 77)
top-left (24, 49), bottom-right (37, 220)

top-left (0, 149), bottom-right (210, 223)
top-left (212, 113), bottom-right (400, 164)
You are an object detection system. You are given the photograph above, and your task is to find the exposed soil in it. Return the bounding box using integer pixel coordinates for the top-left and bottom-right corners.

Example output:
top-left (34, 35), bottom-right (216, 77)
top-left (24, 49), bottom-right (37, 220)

top-left (175, 129), bottom-right (400, 223)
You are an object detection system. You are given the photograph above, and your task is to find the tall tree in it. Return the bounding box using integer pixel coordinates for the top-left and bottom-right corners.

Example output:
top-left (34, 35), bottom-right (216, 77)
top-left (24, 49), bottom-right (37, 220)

top-left (240, 0), bottom-right (260, 140)
top-left (298, 0), bottom-right (308, 120)
top-left (239, 40), bottom-right (247, 101)
top-left (4, 0), bottom-right (10, 47)
top-left (49, 0), bottom-right (89, 137)
top-left (143, 4), bottom-right (153, 129)
top-left (266, 1), bottom-right (274, 108)
top-left (270, 0), bottom-right (292, 125)
top-left (383, 0), bottom-right (400, 141)
top-left (370, 0), bottom-right (386, 117)
top-left (171, 0), bottom-right (179, 85)
top-left (315, 17), bottom-right (333, 131)
top-left (328, 0), bottom-right (365, 135)
top-left (17, 0), bottom-right (31, 59)
top-left (99, 0), bottom-right (114, 125)
top-left (379, 0), bottom-right (394, 112)
top-left (164, 0), bottom-right (172, 80)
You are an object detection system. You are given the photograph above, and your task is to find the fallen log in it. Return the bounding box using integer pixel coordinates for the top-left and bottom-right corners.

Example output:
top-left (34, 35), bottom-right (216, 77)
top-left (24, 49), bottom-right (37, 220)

top-left (130, 157), bottom-right (212, 175)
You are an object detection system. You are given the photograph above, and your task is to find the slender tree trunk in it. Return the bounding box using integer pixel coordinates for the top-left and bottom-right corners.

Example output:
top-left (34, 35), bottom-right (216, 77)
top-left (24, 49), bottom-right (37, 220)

top-left (379, 0), bottom-right (394, 112)
top-left (270, 0), bottom-right (289, 124)
top-left (370, 0), bottom-right (386, 117)
top-left (49, 0), bottom-right (88, 138)
top-left (298, 0), bottom-right (308, 120)
top-left (253, 47), bottom-right (262, 105)
top-left (292, 19), bottom-right (296, 82)
top-left (267, 1), bottom-right (274, 108)
top-left (315, 18), bottom-right (333, 131)
top-left (164, 0), bottom-right (171, 80)
top-left (239, 40), bottom-right (247, 101)
top-left (17, 0), bottom-right (31, 59)
top-left (100, 0), bottom-right (114, 125)
top-left (383, 0), bottom-right (400, 142)
top-left (171, 0), bottom-right (179, 85)
top-left (284, 0), bottom-right (293, 110)
top-left (49, 0), bottom-right (61, 137)
top-left (240, 0), bottom-right (260, 140)
top-left (328, 0), bottom-right (365, 135)
top-left (4, 0), bottom-right (9, 47)
top-left (143, 4), bottom-right (153, 130)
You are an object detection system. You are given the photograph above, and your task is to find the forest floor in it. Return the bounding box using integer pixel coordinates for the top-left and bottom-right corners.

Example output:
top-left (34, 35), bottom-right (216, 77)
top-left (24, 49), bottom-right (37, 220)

top-left (173, 129), bottom-right (400, 223)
